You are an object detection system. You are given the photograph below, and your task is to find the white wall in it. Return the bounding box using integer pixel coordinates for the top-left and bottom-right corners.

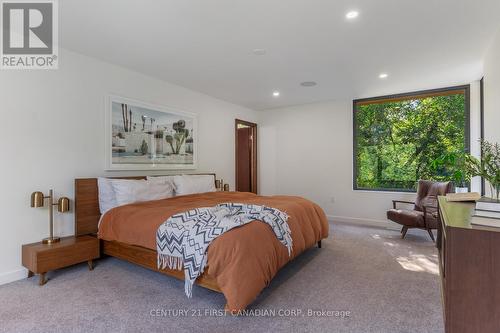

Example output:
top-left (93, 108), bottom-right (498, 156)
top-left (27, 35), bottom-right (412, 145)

top-left (260, 100), bottom-right (415, 224)
top-left (0, 49), bottom-right (259, 284)
top-left (484, 28), bottom-right (500, 145)
top-left (260, 83), bottom-right (482, 225)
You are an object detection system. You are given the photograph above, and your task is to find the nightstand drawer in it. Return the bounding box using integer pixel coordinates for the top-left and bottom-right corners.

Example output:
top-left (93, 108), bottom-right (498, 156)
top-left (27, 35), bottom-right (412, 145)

top-left (22, 235), bottom-right (99, 273)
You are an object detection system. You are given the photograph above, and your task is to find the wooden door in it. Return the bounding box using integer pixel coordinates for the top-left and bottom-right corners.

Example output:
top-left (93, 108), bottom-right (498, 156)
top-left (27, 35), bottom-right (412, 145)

top-left (235, 120), bottom-right (257, 193)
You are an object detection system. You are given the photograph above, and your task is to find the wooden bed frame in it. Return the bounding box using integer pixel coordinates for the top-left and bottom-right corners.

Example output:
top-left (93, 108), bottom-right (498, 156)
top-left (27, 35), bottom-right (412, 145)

top-left (74, 174), bottom-right (221, 293)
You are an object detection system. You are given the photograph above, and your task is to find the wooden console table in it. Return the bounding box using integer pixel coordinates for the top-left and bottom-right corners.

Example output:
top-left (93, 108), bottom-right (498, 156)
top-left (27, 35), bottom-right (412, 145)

top-left (437, 196), bottom-right (500, 333)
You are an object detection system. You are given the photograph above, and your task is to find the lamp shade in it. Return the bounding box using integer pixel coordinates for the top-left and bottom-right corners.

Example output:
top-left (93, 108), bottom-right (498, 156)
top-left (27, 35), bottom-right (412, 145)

top-left (30, 191), bottom-right (44, 208)
top-left (57, 197), bottom-right (70, 213)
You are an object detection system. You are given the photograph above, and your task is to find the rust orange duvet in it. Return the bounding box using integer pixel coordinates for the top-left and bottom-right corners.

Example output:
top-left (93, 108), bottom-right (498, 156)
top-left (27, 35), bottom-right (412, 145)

top-left (98, 191), bottom-right (329, 310)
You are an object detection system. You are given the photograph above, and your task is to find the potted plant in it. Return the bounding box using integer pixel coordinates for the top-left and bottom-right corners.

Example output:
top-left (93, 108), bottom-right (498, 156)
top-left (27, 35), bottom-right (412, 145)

top-left (467, 140), bottom-right (500, 200)
top-left (431, 151), bottom-right (472, 192)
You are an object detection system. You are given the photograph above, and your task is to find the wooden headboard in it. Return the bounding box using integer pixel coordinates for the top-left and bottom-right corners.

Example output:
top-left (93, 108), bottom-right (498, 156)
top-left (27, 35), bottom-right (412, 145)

top-left (74, 173), bottom-right (216, 236)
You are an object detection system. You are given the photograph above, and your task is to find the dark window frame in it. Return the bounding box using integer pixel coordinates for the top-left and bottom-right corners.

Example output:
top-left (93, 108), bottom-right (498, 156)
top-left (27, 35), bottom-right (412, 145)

top-left (352, 85), bottom-right (471, 193)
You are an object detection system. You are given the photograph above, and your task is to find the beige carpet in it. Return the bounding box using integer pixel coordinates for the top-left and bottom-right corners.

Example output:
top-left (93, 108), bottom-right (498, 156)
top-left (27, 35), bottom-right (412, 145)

top-left (0, 222), bottom-right (443, 333)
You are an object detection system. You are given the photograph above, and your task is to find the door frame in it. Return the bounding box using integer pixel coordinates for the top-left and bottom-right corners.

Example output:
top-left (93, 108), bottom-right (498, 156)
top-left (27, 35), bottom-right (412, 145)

top-left (235, 119), bottom-right (258, 194)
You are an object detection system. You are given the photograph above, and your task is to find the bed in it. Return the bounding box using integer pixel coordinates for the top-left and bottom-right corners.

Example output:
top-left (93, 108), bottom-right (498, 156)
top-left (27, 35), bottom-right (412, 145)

top-left (74, 174), bottom-right (329, 310)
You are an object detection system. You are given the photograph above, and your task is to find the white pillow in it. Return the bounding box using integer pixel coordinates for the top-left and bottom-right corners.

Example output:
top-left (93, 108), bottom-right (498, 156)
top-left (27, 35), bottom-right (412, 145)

top-left (141, 179), bottom-right (175, 201)
top-left (97, 177), bottom-right (119, 214)
top-left (173, 175), bottom-right (216, 196)
top-left (111, 179), bottom-right (175, 206)
top-left (147, 175), bottom-right (176, 187)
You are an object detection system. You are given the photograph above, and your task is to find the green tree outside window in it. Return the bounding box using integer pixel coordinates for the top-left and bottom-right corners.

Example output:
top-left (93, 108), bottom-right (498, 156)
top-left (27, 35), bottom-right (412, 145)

top-left (354, 87), bottom-right (468, 191)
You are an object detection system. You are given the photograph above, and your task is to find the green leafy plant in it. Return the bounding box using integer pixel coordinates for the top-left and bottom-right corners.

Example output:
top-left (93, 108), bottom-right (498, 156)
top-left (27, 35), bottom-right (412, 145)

top-left (431, 151), bottom-right (473, 188)
top-left (467, 140), bottom-right (500, 200)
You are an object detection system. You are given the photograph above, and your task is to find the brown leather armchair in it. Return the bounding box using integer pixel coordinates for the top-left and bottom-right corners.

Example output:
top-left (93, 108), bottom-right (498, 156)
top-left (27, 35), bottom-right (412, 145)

top-left (387, 180), bottom-right (453, 241)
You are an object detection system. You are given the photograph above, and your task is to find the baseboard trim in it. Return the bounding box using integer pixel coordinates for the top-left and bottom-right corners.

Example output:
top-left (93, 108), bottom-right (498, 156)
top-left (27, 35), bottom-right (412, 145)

top-left (0, 268), bottom-right (27, 285)
top-left (327, 215), bottom-right (397, 230)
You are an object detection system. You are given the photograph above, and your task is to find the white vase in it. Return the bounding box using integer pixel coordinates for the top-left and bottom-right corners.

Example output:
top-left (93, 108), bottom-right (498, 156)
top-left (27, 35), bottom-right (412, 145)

top-left (455, 187), bottom-right (468, 193)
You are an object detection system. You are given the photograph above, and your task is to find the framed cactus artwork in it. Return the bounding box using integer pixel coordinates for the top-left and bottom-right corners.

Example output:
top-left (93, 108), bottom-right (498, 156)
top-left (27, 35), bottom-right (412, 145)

top-left (105, 95), bottom-right (197, 170)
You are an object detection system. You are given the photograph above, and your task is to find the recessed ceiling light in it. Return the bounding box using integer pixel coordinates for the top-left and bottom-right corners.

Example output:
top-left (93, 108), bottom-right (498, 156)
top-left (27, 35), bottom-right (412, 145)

top-left (346, 11), bottom-right (359, 19)
top-left (272, 91), bottom-right (280, 97)
top-left (379, 73), bottom-right (389, 79)
top-left (300, 81), bottom-right (317, 87)
top-left (253, 49), bottom-right (266, 56)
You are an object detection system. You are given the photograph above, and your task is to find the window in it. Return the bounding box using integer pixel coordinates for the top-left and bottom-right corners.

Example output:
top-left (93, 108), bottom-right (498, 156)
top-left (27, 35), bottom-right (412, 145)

top-left (353, 86), bottom-right (470, 192)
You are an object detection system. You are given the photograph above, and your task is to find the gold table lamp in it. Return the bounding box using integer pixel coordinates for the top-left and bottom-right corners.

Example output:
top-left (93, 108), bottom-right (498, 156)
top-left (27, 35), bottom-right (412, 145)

top-left (30, 189), bottom-right (70, 244)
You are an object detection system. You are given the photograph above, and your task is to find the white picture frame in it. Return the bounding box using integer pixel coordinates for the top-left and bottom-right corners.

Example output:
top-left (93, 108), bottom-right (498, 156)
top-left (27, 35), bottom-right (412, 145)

top-left (105, 95), bottom-right (198, 170)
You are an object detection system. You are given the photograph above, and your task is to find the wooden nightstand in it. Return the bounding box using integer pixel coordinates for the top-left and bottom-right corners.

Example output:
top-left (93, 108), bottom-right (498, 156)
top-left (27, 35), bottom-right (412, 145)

top-left (22, 235), bottom-right (99, 285)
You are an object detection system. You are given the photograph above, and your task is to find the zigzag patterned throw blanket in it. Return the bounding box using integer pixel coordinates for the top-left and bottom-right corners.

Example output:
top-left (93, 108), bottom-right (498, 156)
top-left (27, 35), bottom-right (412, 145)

top-left (157, 203), bottom-right (292, 297)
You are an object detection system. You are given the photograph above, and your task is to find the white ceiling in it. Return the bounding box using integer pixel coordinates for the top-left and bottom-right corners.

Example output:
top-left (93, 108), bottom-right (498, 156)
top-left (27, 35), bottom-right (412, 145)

top-left (60, 0), bottom-right (500, 110)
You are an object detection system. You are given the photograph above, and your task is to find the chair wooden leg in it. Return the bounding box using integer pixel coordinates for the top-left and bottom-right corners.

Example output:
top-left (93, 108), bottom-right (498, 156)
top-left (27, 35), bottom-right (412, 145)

top-left (427, 229), bottom-right (436, 242)
top-left (39, 273), bottom-right (47, 286)
top-left (401, 226), bottom-right (408, 239)
top-left (317, 240), bottom-right (322, 248)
